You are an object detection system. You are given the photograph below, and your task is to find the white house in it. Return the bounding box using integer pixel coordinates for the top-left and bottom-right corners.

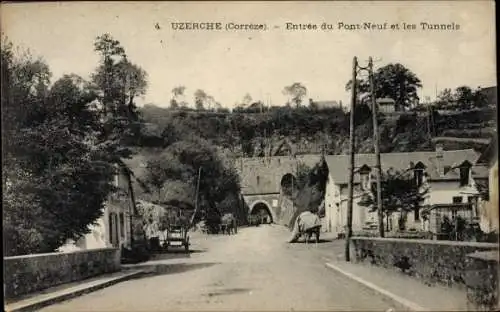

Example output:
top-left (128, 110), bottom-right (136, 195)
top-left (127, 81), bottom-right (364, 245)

top-left (58, 161), bottom-right (140, 252)
top-left (377, 97), bottom-right (396, 113)
top-left (321, 146), bottom-right (489, 238)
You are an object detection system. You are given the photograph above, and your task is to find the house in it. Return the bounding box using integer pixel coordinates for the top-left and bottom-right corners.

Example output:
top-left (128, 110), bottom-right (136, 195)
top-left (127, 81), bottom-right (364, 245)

top-left (58, 159), bottom-right (145, 252)
top-left (476, 137), bottom-right (498, 234)
top-left (321, 146), bottom-right (488, 238)
top-left (477, 86), bottom-right (497, 107)
top-left (377, 97), bottom-right (396, 113)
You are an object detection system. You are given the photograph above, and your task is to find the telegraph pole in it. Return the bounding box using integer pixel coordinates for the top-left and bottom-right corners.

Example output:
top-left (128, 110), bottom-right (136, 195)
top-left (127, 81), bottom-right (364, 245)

top-left (190, 167), bottom-right (202, 228)
top-left (345, 57), bottom-right (357, 262)
top-left (369, 57), bottom-right (384, 238)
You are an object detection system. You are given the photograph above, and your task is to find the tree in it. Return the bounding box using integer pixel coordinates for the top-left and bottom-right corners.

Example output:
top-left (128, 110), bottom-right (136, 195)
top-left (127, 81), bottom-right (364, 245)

top-left (194, 89), bottom-right (208, 110)
top-left (170, 99), bottom-right (179, 109)
top-left (171, 86), bottom-right (185, 109)
top-left (359, 169), bottom-right (429, 232)
top-left (2, 39), bottom-right (118, 255)
top-left (454, 86), bottom-right (474, 109)
top-left (172, 85), bottom-right (186, 98)
top-left (436, 88), bottom-right (454, 108)
top-left (346, 63), bottom-right (422, 111)
top-left (242, 93), bottom-right (253, 106)
top-left (283, 83), bottom-right (307, 107)
top-left (163, 138), bottom-right (241, 226)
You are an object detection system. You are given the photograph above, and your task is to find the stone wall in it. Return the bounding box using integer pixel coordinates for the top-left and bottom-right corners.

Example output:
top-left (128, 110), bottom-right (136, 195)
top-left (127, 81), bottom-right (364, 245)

top-left (465, 250), bottom-right (499, 311)
top-left (351, 237), bottom-right (498, 287)
top-left (4, 248), bottom-right (120, 299)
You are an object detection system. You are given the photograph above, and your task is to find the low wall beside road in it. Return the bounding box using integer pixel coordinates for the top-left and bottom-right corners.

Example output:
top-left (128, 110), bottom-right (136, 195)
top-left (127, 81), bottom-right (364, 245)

top-left (4, 248), bottom-right (121, 300)
top-left (351, 237), bottom-right (498, 288)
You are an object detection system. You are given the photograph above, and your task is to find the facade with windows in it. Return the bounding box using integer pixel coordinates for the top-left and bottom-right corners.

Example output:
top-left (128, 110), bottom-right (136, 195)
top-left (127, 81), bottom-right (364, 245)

top-left (58, 162), bottom-right (136, 252)
top-left (321, 147), bottom-right (488, 238)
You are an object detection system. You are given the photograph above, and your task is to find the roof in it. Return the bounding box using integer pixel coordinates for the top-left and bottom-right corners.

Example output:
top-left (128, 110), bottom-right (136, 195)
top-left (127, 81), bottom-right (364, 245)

top-left (478, 86), bottom-right (497, 105)
top-left (376, 97), bottom-right (396, 104)
top-left (477, 136), bottom-right (498, 165)
top-left (325, 149), bottom-right (482, 185)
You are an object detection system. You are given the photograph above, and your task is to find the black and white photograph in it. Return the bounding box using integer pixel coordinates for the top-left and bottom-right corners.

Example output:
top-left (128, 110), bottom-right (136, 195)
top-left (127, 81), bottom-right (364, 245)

top-left (2, 1), bottom-right (498, 311)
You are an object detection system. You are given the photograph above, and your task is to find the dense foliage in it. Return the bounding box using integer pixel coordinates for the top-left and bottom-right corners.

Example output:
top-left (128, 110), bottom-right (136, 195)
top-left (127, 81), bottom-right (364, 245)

top-left (346, 63), bottom-right (423, 110)
top-left (358, 169), bottom-right (429, 232)
top-left (2, 33), bottom-right (147, 256)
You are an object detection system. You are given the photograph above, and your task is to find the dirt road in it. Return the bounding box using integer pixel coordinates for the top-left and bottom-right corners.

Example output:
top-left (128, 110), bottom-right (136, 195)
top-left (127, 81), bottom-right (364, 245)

top-left (41, 225), bottom-right (400, 311)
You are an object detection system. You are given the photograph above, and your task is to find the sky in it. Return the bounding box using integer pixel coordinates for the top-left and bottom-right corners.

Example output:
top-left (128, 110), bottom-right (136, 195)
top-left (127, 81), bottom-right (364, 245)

top-left (1, 1), bottom-right (496, 109)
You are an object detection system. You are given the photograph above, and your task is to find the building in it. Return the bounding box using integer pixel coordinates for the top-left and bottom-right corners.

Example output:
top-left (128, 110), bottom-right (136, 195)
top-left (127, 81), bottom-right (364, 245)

top-left (58, 160), bottom-right (142, 252)
top-left (477, 86), bottom-right (497, 107)
top-left (377, 97), bottom-right (396, 113)
top-left (476, 137), bottom-right (498, 234)
top-left (321, 147), bottom-right (488, 238)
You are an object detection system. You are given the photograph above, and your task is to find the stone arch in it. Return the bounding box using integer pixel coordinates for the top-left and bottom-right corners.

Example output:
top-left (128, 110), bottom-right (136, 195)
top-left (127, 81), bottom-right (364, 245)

top-left (250, 200), bottom-right (275, 224)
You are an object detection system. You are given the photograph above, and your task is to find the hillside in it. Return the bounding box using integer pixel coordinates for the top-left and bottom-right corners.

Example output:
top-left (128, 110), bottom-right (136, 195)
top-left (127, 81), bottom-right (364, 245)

top-left (138, 105), bottom-right (497, 157)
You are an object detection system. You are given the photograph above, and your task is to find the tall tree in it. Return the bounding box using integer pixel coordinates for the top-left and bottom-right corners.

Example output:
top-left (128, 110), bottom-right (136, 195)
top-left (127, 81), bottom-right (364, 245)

top-left (194, 89), bottom-right (208, 110)
top-left (170, 85), bottom-right (186, 109)
top-left (2, 39), bottom-right (117, 255)
top-left (283, 82), bottom-right (307, 107)
top-left (346, 63), bottom-right (422, 111)
top-left (242, 93), bottom-right (253, 106)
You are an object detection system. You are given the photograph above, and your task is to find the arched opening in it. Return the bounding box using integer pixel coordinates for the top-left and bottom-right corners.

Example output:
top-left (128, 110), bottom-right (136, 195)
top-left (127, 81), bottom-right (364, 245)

top-left (251, 202), bottom-right (273, 224)
top-left (280, 173), bottom-right (297, 197)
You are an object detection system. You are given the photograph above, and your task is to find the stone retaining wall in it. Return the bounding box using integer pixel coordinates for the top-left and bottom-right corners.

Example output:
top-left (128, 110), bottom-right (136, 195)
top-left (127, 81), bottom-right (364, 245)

top-left (4, 248), bottom-right (120, 299)
top-left (351, 237), bottom-right (498, 287)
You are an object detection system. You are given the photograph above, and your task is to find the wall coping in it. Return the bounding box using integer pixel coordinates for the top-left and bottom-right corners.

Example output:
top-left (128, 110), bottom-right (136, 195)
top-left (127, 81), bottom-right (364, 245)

top-left (4, 247), bottom-right (119, 260)
top-left (351, 236), bottom-right (499, 248)
top-left (467, 250), bottom-right (500, 262)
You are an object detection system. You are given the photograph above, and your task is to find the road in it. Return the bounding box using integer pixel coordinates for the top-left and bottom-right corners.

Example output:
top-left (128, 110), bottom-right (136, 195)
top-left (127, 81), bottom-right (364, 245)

top-left (42, 225), bottom-right (401, 311)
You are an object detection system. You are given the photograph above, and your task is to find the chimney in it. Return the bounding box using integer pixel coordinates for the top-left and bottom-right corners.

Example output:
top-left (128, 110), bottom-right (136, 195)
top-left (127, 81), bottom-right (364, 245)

top-left (435, 144), bottom-right (444, 159)
top-left (435, 144), bottom-right (444, 176)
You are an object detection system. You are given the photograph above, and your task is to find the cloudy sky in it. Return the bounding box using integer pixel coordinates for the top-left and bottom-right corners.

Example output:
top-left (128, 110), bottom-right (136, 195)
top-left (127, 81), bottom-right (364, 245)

top-left (2, 1), bottom-right (496, 108)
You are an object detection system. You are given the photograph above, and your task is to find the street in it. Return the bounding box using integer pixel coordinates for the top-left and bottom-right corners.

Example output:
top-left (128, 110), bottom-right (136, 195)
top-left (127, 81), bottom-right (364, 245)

top-left (41, 225), bottom-right (401, 311)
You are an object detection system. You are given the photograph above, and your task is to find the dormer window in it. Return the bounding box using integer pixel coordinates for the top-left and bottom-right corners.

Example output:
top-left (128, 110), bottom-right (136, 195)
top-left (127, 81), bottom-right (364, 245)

top-left (458, 160), bottom-right (472, 186)
top-left (359, 165), bottom-right (371, 191)
top-left (413, 162), bottom-right (426, 187)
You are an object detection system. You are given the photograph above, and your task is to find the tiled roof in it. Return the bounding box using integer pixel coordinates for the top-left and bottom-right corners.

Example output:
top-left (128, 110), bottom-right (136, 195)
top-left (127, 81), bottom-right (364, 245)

top-left (325, 149), bottom-right (482, 185)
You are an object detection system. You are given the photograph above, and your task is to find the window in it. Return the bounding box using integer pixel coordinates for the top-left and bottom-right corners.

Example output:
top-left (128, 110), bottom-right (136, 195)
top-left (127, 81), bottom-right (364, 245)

top-left (414, 169), bottom-right (424, 187)
top-left (460, 167), bottom-right (470, 186)
top-left (119, 213), bottom-right (125, 238)
top-left (452, 196), bottom-right (463, 204)
top-left (468, 196), bottom-right (478, 217)
top-left (414, 207), bottom-right (420, 221)
top-left (359, 165), bottom-right (371, 191)
top-left (256, 176), bottom-right (260, 185)
top-left (108, 213), bottom-right (114, 242)
top-left (361, 173), bottom-right (370, 191)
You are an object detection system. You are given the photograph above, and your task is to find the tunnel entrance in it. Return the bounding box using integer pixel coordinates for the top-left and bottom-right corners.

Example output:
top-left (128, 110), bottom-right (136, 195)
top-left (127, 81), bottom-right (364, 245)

top-left (251, 202), bottom-right (273, 224)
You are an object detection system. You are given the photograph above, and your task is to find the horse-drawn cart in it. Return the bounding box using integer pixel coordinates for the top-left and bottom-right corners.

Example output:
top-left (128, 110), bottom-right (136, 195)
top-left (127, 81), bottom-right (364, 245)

top-left (163, 224), bottom-right (190, 252)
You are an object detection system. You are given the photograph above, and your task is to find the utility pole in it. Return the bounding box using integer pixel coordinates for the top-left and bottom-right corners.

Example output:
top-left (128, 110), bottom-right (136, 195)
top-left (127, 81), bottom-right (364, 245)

top-left (345, 56), bottom-right (357, 262)
top-left (369, 57), bottom-right (384, 238)
top-left (190, 167), bottom-right (202, 228)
